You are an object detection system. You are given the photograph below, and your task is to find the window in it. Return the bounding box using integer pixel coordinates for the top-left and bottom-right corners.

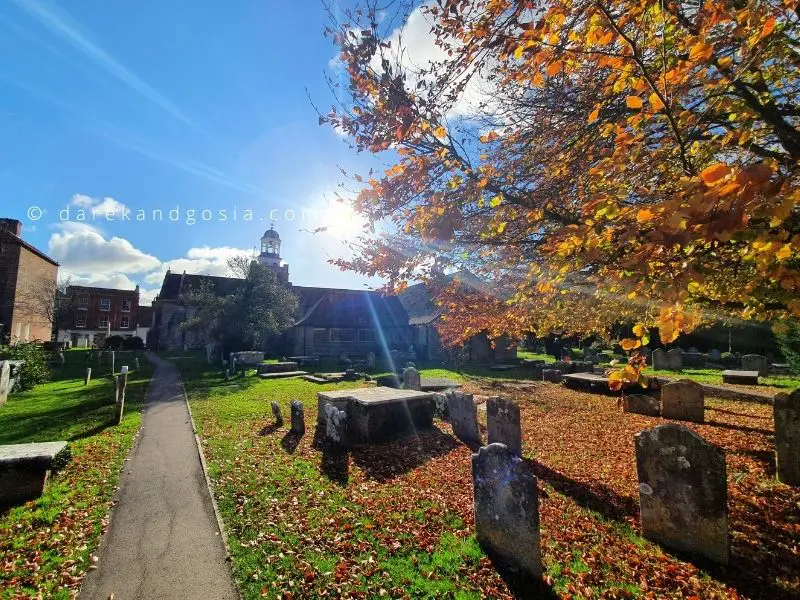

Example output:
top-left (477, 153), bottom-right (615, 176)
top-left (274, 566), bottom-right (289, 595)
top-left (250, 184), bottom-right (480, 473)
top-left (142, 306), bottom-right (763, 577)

top-left (77, 296), bottom-right (88, 309)
top-left (358, 329), bottom-right (375, 343)
top-left (120, 316), bottom-right (130, 328)
top-left (99, 315), bottom-right (109, 328)
top-left (312, 328), bottom-right (328, 344)
top-left (330, 328), bottom-right (355, 343)
top-left (76, 313), bottom-right (87, 328)
top-left (121, 299), bottom-right (131, 312)
top-left (100, 298), bottom-right (111, 311)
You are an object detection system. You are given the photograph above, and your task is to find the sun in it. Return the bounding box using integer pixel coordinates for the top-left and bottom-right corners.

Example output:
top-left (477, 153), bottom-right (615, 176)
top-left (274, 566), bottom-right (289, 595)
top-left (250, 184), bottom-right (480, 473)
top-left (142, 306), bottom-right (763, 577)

top-left (323, 201), bottom-right (364, 238)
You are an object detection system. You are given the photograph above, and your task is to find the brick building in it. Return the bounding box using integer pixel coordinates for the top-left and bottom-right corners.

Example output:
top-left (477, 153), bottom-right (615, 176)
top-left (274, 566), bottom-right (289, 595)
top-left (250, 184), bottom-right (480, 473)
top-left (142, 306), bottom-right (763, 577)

top-left (57, 285), bottom-right (141, 348)
top-left (0, 218), bottom-right (59, 344)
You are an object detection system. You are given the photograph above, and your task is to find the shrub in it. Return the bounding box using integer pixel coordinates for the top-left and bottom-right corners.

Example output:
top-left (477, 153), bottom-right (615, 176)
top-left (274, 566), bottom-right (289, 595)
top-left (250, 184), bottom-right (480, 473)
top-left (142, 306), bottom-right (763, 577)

top-left (720, 352), bottom-right (739, 368)
top-left (775, 320), bottom-right (800, 373)
top-left (0, 342), bottom-right (50, 391)
top-left (104, 335), bottom-right (124, 350)
top-left (122, 336), bottom-right (145, 350)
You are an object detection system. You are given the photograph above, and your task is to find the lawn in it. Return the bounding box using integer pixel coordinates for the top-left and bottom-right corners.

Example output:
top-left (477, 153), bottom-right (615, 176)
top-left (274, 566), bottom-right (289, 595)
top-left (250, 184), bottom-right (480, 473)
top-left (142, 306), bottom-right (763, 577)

top-left (0, 349), bottom-right (153, 599)
top-left (645, 367), bottom-right (800, 394)
top-left (179, 354), bottom-right (800, 599)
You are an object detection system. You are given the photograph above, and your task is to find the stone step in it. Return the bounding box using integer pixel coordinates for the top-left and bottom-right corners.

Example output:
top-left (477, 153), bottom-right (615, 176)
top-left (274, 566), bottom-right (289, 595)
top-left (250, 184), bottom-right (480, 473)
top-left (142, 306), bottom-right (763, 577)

top-left (258, 371), bottom-right (308, 380)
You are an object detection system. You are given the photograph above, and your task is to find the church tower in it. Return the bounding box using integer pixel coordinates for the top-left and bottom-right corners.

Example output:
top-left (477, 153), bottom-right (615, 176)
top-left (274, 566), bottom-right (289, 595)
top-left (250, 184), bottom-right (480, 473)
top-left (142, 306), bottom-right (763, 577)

top-left (258, 225), bottom-right (290, 284)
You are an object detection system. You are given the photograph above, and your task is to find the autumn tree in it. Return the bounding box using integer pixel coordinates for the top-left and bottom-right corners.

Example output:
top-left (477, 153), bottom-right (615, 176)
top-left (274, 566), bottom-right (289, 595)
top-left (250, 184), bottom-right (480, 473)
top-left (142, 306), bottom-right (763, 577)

top-left (322, 0), bottom-right (799, 375)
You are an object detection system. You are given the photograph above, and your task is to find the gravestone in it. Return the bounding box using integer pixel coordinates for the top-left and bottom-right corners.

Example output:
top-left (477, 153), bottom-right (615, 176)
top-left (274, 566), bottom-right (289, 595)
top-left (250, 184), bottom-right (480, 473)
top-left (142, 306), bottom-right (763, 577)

top-left (224, 368), bottom-right (230, 380)
top-left (290, 400), bottom-right (305, 435)
top-left (366, 351), bottom-right (376, 369)
top-left (774, 389), bottom-right (800, 486)
top-left (584, 348), bottom-right (598, 362)
top-left (0, 361), bottom-right (9, 406)
top-left (58, 351), bottom-right (65, 365)
top-left (487, 397), bottom-right (522, 456)
top-left (635, 424), bottom-right (728, 564)
top-left (651, 348), bottom-right (668, 370)
top-left (741, 354), bottom-right (768, 377)
top-left (84, 367), bottom-right (92, 386)
top-left (667, 348), bottom-right (683, 370)
top-left (324, 403), bottom-right (346, 446)
top-left (114, 372), bottom-right (127, 425)
top-left (472, 443), bottom-right (542, 579)
top-left (433, 392), bottom-right (449, 420)
top-left (661, 379), bottom-right (704, 423)
top-left (271, 401), bottom-right (284, 426)
top-left (708, 348), bottom-right (722, 362)
top-left (402, 366), bottom-right (421, 391)
top-left (135, 357), bottom-right (140, 369)
top-left (449, 392), bottom-right (481, 445)
top-left (542, 369), bottom-right (562, 383)
top-left (623, 394), bottom-right (660, 417)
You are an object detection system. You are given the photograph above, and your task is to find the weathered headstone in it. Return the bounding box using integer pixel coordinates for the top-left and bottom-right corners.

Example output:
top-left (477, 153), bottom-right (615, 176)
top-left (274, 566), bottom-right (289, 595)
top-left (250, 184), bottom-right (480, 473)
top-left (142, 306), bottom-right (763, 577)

top-left (366, 351), bottom-right (376, 369)
top-left (57, 351), bottom-right (65, 365)
top-left (0, 361), bottom-right (10, 406)
top-left (487, 397), bottom-right (522, 456)
top-left (402, 366), bottom-right (421, 391)
top-left (324, 403), bottom-right (346, 446)
top-left (623, 394), bottom-right (661, 417)
top-left (666, 348), bottom-right (683, 370)
top-left (449, 392), bottom-right (481, 445)
top-left (774, 389), bottom-right (800, 486)
top-left (433, 392), bottom-right (449, 420)
top-left (271, 401), bottom-right (284, 426)
top-left (635, 424), bottom-right (728, 564)
top-left (542, 369), bottom-right (562, 383)
top-left (290, 400), bottom-right (305, 436)
top-left (135, 357), bottom-right (140, 369)
top-left (472, 443), bottom-right (542, 579)
top-left (84, 367), bottom-right (92, 386)
top-left (741, 354), bottom-right (768, 377)
top-left (114, 372), bottom-right (128, 425)
top-left (651, 348), bottom-right (668, 370)
top-left (111, 351), bottom-right (116, 376)
top-left (224, 368), bottom-right (230, 380)
top-left (708, 348), bottom-right (722, 362)
top-left (661, 379), bottom-right (704, 423)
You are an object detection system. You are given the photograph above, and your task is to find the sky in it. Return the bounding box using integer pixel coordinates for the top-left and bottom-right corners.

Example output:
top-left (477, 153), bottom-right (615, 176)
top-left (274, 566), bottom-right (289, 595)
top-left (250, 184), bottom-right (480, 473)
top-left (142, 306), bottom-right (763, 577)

top-left (0, 0), bottom-right (436, 304)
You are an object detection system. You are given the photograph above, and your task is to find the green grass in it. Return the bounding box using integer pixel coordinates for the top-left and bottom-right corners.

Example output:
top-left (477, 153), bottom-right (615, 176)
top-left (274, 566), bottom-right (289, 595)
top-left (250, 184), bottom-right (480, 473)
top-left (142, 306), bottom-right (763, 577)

top-left (0, 349), bottom-right (154, 599)
top-left (645, 366), bottom-right (800, 390)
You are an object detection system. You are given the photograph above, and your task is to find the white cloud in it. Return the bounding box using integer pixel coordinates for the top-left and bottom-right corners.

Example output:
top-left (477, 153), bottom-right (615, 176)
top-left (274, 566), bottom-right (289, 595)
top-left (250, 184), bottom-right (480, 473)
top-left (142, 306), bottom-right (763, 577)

top-left (49, 222), bottom-right (160, 274)
top-left (142, 246), bottom-right (253, 285)
top-left (70, 193), bottom-right (127, 217)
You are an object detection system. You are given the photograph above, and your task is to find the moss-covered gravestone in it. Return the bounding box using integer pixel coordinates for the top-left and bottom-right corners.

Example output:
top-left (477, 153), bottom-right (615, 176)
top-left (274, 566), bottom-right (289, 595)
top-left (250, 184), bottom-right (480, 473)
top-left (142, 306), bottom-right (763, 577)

top-left (774, 389), bottom-right (800, 486)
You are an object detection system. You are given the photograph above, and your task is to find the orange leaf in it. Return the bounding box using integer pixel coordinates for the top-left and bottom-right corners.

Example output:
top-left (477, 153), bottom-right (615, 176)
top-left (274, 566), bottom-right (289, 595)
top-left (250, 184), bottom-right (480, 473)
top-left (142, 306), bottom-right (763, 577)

top-left (699, 163), bottom-right (730, 185)
top-left (620, 338), bottom-right (642, 351)
top-left (649, 92), bottom-right (665, 111)
top-left (626, 96), bottom-right (643, 109)
top-left (761, 16), bottom-right (776, 38)
top-left (587, 108), bottom-right (600, 124)
top-left (689, 42), bottom-right (713, 62)
top-left (546, 61), bottom-right (562, 76)
top-left (637, 208), bottom-right (655, 222)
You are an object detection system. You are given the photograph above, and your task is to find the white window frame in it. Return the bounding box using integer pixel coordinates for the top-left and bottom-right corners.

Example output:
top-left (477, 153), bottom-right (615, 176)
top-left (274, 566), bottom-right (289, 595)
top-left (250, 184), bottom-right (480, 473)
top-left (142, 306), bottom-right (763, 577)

top-left (100, 298), bottom-right (111, 311)
top-left (77, 296), bottom-right (88, 309)
top-left (121, 299), bottom-right (131, 313)
top-left (330, 328), bottom-right (355, 343)
top-left (358, 329), bottom-right (375, 343)
top-left (76, 313), bottom-right (87, 328)
top-left (312, 328), bottom-right (328, 344)
top-left (98, 315), bottom-right (109, 328)
top-left (120, 316), bottom-right (130, 329)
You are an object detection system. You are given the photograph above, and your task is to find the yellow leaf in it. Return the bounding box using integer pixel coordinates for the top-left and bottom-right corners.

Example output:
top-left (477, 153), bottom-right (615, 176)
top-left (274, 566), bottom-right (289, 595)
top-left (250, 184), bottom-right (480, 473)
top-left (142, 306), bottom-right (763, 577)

top-left (626, 96), bottom-right (643, 109)
top-left (699, 163), bottom-right (730, 185)
top-left (636, 208), bottom-right (655, 222)
top-left (649, 92), bottom-right (665, 111)
top-left (632, 323), bottom-right (646, 337)
top-left (689, 42), bottom-right (713, 62)
top-left (587, 108), bottom-right (600, 124)
top-left (687, 281), bottom-right (701, 293)
top-left (620, 338), bottom-right (641, 351)
top-left (776, 245), bottom-right (792, 260)
top-left (433, 126), bottom-right (447, 139)
top-left (514, 45), bottom-right (524, 60)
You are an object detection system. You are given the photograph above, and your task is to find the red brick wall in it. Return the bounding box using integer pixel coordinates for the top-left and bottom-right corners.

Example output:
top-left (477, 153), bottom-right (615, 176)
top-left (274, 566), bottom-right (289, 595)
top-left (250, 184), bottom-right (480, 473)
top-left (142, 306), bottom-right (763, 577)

top-left (61, 287), bottom-right (140, 335)
top-left (12, 246), bottom-right (59, 342)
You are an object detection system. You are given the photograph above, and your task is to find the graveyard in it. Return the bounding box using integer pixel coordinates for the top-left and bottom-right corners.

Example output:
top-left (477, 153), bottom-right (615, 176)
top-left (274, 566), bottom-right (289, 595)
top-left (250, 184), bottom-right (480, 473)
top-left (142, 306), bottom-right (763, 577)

top-left (176, 354), bottom-right (799, 600)
top-left (0, 349), bottom-right (153, 598)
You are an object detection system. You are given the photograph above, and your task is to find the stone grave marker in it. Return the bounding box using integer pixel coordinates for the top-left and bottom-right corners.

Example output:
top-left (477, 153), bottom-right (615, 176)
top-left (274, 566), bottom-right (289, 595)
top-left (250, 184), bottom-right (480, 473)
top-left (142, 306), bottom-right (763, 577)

top-left (635, 424), bottom-right (728, 564)
top-left (433, 392), bottom-right (449, 420)
top-left (774, 389), bottom-right (800, 486)
top-left (135, 357), bottom-right (140, 369)
top-left (402, 366), bottom-right (421, 391)
top-left (487, 397), bottom-right (522, 456)
top-left (114, 372), bottom-right (128, 425)
top-left (472, 443), bottom-right (542, 579)
top-left (666, 348), bottom-right (683, 370)
top-left (84, 367), bottom-right (92, 386)
top-left (0, 361), bottom-right (9, 406)
top-left (449, 392), bottom-right (481, 445)
top-left (542, 369), bottom-right (562, 383)
top-left (366, 351), bottom-right (376, 369)
top-left (741, 354), bottom-right (768, 377)
top-left (651, 348), bottom-right (668, 370)
top-left (324, 403), bottom-right (346, 446)
top-left (661, 379), bottom-right (704, 423)
top-left (623, 394), bottom-right (660, 417)
top-left (290, 400), bottom-right (305, 436)
top-left (271, 401), bottom-right (284, 426)
top-left (708, 348), bottom-right (722, 362)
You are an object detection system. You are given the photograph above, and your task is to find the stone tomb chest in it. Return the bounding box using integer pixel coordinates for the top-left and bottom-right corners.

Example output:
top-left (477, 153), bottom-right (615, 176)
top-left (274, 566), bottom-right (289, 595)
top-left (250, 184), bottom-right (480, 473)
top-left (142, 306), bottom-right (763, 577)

top-left (317, 387), bottom-right (435, 444)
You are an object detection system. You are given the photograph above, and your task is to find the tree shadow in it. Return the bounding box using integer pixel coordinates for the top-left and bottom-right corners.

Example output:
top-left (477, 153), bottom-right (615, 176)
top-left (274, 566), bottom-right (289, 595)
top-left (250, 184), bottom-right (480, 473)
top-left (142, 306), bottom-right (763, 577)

top-left (480, 550), bottom-right (559, 600)
top-left (69, 420), bottom-right (113, 441)
top-left (280, 431), bottom-right (302, 454)
top-left (733, 449), bottom-right (776, 477)
top-left (526, 459), bottom-right (639, 522)
top-left (313, 426), bottom-right (349, 486)
top-left (706, 406), bottom-right (772, 420)
top-left (705, 420), bottom-right (774, 436)
top-left (257, 422), bottom-right (281, 436)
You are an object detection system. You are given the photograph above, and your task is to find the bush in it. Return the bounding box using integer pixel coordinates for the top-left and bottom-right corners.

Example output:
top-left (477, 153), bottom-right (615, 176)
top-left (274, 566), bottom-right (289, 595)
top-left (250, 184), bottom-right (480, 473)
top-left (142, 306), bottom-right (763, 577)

top-left (122, 336), bottom-right (145, 350)
top-left (720, 352), bottom-right (739, 368)
top-left (104, 335), bottom-right (124, 350)
top-left (775, 320), bottom-right (800, 373)
top-left (0, 342), bottom-right (50, 391)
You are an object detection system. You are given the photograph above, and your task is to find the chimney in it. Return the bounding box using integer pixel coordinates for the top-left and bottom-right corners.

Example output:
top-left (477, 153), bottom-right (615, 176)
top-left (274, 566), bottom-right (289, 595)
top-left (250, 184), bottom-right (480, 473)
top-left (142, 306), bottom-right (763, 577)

top-left (0, 219), bottom-right (22, 236)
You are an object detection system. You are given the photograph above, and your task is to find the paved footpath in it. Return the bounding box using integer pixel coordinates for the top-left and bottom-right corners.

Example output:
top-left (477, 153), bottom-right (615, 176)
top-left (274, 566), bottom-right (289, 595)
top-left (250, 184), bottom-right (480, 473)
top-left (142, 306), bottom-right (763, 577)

top-left (80, 354), bottom-right (238, 600)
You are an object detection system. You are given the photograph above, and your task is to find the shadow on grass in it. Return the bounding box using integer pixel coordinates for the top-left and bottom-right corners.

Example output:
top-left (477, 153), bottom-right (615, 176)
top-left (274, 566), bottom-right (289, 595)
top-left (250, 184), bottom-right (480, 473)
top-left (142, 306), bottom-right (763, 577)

top-left (481, 550), bottom-right (559, 600)
top-left (705, 420), bottom-right (774, 436)
top-left (280, 431), bottom-right (302, 454)
top-left (706, 406), bottom-right (773, 420)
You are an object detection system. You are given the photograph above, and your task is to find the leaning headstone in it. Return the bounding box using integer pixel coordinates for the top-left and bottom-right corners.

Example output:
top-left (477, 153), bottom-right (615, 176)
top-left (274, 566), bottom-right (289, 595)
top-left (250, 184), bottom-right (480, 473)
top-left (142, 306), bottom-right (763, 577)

top-left (487, 397), bottom-right (522, 456)
top-left (402, 366), bottom-right (421, 391)
top-left (651, 348), bottom-right (668, 370)
top-left (661, 379), bottom-right (704, 423)
top-left (290, 400), bottom-right (305, 436)
top-left (58, 351), bottom-right (65, 365)
top-left (542, 369), bottom-right (562, 383)
top-left (324, 403), bottom-right (346, 446)
top-left (666, 348), bottom-right (683, 370)
top-left (84, 367), bottom-right (92, 386)
top-left (708, 348), bottom-right (722, 362)
top-left (134, 357), bottom-right (140, 369)
top-left (741, 354), bottom-right (768, 377)
top-left (774, 389), bottom-right (800, 486)
top-left (472, 443), bottom-right (542, 579)
top-left (448, 392), bottom-right (481, 445)
top-left (0, 361), bottom-right (9, 406)
top-left (366, 351), bottom-right (376, 369)
top-left (623, 394), bottom-right (660, 417)
top-left (271, 401), bottom-right (284, 426)
top-left (635, 424), bottom-right (728, 564)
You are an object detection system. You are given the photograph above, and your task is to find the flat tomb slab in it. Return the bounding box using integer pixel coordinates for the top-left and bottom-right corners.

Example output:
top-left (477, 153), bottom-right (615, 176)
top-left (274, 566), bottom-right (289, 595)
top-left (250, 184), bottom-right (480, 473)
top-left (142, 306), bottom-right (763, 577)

top-left (258, 370), bottom-right (308, 379)
top-left (319, 387), bottom-right (433, 405)
top-left (0, 442), bottom-right (69, 506)
top-left (489, 364), bottom-right (518, 371)
top-left (722, 370), bottom-right (759, 385)
top-left (302, 375), bottom-right (331, 384)
top-left (420, 377), bottom-right (461, 391)
top-left (564, 373), bottom-right (610, 389)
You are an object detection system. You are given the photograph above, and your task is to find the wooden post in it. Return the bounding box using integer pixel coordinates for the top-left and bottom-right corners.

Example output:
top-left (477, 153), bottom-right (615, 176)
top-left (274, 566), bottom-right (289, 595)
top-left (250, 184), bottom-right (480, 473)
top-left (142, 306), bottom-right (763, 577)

top-left (84, 367), bottom-right (92, 385)
top-left (114, 372), bottom-right (128, 425)
top-left (111, 351), bottom-right (116, 377)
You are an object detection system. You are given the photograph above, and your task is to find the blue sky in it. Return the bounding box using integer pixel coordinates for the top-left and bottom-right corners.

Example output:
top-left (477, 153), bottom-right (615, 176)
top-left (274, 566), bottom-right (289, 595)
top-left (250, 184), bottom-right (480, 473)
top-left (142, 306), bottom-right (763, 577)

top-left (1, 0), bottom-right (400, 302)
